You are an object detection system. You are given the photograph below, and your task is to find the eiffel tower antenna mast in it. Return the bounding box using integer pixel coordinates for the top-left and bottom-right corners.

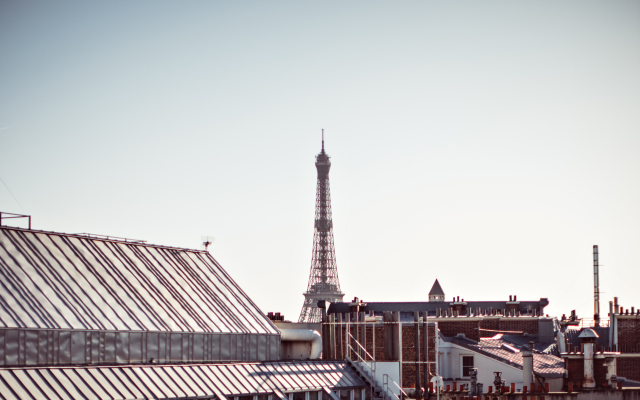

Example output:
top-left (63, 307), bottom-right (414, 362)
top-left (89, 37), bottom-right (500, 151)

top-left (298, 130), bottom-right (344, 322)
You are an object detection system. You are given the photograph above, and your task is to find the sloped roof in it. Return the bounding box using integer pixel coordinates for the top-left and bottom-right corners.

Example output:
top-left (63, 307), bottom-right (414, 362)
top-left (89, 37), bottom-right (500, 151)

top-left (446, 335), bottom-right (565, 378)
top-left (429, 279), bottom-right (444, 296)
top-left (0, 361), bottom-right (366, 400)
top-left (0, 226), bottom-right (277, 334)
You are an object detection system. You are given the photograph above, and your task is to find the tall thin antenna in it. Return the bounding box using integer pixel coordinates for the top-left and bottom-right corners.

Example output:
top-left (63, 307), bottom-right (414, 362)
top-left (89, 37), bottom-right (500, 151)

top-left (322, 129), bottom-right (324, 152)
top-left (593, 245), bottom-right (600, 327)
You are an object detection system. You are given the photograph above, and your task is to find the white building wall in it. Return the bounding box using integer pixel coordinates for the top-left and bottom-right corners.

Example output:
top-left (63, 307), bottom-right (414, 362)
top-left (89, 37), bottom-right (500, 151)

top-left (438, 338), bottom-right (525, 391)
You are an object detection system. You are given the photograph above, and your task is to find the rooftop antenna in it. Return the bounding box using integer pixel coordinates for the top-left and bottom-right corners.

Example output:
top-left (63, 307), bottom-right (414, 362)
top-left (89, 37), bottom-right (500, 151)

top-left (322, 129), bottom-right (324, 152)
top-left (593, 245), bottom-right (600, 327)
top-left (202, 236), bottom-right (214, 252)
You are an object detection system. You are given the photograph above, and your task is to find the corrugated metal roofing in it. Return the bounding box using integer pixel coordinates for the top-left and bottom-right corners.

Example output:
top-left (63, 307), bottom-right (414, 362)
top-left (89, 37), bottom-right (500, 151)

top-left (0, 226), bottom-right (277, 334)
top-left (0, 361), bottom-right (365, 400)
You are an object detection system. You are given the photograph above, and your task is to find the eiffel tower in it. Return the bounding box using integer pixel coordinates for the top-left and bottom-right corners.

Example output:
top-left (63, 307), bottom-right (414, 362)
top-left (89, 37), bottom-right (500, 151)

top-left (298, 131), bottom-right (344, 323)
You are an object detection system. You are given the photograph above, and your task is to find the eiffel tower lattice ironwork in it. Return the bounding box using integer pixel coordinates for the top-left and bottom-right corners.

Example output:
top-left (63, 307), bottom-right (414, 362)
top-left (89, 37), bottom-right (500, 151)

top-left (298, 132), bottom-right (344, 323)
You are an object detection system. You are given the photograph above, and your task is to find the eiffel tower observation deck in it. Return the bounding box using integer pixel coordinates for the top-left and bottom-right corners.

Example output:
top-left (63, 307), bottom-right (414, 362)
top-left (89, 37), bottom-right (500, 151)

top-left (298, 132), bottom-right (344, 323)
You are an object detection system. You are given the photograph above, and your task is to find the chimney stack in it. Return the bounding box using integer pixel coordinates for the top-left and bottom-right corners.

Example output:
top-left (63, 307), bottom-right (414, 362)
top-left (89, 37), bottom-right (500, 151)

top-left (593, 245), bottom-right (600, 327)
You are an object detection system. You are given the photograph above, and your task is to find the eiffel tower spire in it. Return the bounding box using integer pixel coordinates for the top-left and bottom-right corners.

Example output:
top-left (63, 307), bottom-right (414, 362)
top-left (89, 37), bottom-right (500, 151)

top-left (298, 131), bottom-right (344, 323)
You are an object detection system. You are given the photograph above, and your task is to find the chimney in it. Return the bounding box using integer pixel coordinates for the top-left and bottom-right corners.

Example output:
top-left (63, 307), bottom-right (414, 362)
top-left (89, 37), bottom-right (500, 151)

top-left (522, 342), bottom-right (534, 387)
top-left (593, 245), bottom-right (600, 327)
top-left (579, 329), bottom-right (599, 388)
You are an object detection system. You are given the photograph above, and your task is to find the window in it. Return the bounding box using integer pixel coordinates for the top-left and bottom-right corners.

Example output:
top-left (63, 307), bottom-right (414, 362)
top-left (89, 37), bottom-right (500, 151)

top-left (292, 393), bottom-right (305, 400)
top-left (461, 356), bottom-right (474, 377)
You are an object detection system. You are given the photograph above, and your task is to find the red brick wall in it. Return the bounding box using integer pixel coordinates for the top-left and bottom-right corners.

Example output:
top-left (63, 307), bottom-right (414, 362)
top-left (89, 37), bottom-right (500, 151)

top-left (565, 357), bottom-right (611, 388)
top-left (594, 358), bottom-right (608, 386)
top-left (617, 319), bottom-right (640, 353)
top-left (618, 357), bottom-right (640, 382)
top-left (565, 358), bottom-right (583, 387)
top-left (438, 320), bottom-right (480, 341)
top-left (479, 318), bottom-right (500, 338)
top-left (499, 319), bottom-right (538, 335)
top-left (400, 324), bottom-right (436, 388)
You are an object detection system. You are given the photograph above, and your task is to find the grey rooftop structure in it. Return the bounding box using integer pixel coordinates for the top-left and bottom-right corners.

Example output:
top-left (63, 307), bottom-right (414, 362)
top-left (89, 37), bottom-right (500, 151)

top-left (0, 360), bottom-right (366, 400)
top-left (0, 225), bottom-right (279, 366)
top-left (443, 334), bottom-right (565, 378)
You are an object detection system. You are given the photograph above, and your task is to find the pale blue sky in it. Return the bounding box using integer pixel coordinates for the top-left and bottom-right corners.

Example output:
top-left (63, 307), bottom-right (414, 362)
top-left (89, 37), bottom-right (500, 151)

top-left (1, 1), bottom-right (639, 322)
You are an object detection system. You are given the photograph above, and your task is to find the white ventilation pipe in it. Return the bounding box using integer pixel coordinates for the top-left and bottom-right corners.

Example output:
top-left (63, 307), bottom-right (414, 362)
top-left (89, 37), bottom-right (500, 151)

top-left (280, 329), bottom-right (322, 359)
top-left (522, 342), bottom-right (534, 387)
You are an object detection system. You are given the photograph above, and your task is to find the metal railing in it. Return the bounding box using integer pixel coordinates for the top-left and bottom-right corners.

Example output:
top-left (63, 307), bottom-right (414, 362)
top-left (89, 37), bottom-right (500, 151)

top-left (0, 212), bottom-right (31, 229)
top-left (382, 374), bottom-right (409, 400)
top-left (346, 332), bottom-right (380, 399)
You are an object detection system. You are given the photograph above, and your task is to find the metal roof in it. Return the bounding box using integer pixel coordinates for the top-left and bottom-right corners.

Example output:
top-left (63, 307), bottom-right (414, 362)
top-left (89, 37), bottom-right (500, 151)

top-left (0, 361), bottom-right (365, 400)
top-left (444, 335), bottom-right (565, 378)
top-left (0, 226), bottom-right (277, 334)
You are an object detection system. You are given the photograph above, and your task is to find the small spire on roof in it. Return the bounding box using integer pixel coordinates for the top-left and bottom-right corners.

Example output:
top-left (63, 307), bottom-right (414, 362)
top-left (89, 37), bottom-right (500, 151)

top-left (322, 129), bottom-right (325, 152)
top-left (429, 279), bottom-right (445, 302)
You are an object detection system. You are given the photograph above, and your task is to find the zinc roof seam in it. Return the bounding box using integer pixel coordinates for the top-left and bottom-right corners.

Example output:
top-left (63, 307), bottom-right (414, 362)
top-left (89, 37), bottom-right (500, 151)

top-left (303, 362), bottom-right (330, 389)
top-left (21, 234), bottom-right (103, 331)
top-left (137, 366), bottom-right (179, 398)
top-left (180, 252), bottom-right (251, 333)
top-left (20, 369), bottom-right (57, 400)
top-left (66, 368), bottom-right (103, 399)
top-left (156, 249), bottom-right (237, 334)
top-left (37, 369), bottom-right (72, 400)
top-left (216, 364), bottom-right (248, 394)
top-left (0, 243), bottom-right (54, 328)
top-left (242, 363), bottom-right (274, 393)
top-left (78, 238), bottom-right (156, 331)
top-left (27, 369), bottom-right (62, 400)
top-left (0, 276), bottom-right (27, 327)
top-left (165, 366), bottom-right (205, 397)
top-left (28, 232), bottom-right (108, 330)
top-left (56, 235), bottom-right (141, 331)
top-left (48, 369), bottom-right (84, 400)
top-left (91, 368), bottom-right (128, 400)
top-left (267, 362), bottom-right (298, 390)
top-left (322, 363), bottom-right (344, 387)
top-left (45, 234), bottom-right (126, 331)
top-left (157, 366), bottom-right (195, 398)
top-left (190, 365), bottom-right (224, 394)
top-left (246, 362), bottom-right (275, 392)
top-left (301, 363), bottom-right (325, 388)
top-left (0, 226), bottom-right (208, 255)
top-left (197, 365), bottom-right (235, 394)
top-left (229, 363), bottom-right (261, 392)
top-left (77, 367), bottom-right (121, 399)
top-left (8, 231), bottom-right (87, 329)
top-left (100, 368), bottom-right (140, 399)
top-left (96, 241), bottom-right (173, 330)
top-left (177, 252), bottom-right (253, 335)
top-left (8, 370), bottom-right (39, 400)
top-left (119, 367), bottom-right (158, 399)
top-left (140, 246), bottom-right (220, 333)
top-left (286, 363), bottom-right (315, 389)
top-left (106, 242), bottom-right (188, 332)
top-left (0, 371), bottom-right (23, 400)
top-left (151, 368), bottom-right (189, 397)
top-left (196, 253), bottom-right (276, 334)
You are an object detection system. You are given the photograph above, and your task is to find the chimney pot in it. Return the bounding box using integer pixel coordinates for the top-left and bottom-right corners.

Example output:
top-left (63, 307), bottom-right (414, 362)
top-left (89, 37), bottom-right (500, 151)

top-left (509, 295), bottom-right (512, 301)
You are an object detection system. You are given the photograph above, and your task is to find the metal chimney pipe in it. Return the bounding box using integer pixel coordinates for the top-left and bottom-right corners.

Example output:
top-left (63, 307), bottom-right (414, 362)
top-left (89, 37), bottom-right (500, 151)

top-left (593, 245), bottom-right (600, 327)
